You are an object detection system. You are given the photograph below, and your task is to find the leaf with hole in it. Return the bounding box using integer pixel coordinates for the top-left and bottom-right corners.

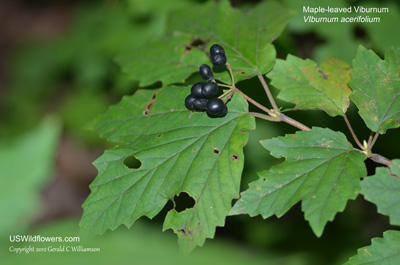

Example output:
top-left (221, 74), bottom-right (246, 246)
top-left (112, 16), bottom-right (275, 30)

top-left (80, 85), bottom-right (255, 252)
top-left (115, 32), bottom-right (209, 87)
top-left (345, 230), bottom-right (400, 265)
top-left (230, 127), bottom-right (367, 237)
top-left (361, 160), bottom-right (400, 226)
top-left (268, 56), bottom-right (352, 117)
top-left (115, 0), bottom-right (294, 87)
top-left (349, 46), bottom-right (400, 134)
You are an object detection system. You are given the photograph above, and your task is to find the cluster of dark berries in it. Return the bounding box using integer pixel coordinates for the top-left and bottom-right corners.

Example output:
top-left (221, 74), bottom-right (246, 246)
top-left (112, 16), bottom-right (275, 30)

top-left (184, 44), bottom-right (228, 117)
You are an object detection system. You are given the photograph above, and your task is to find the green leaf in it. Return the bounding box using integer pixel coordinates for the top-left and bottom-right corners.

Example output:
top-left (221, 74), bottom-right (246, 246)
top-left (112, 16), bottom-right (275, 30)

top-left (349, 46), bottom-right (400, 134)
top-left (361, 160), bottom-right (400, 226)
top-left (345, 230), bottom-right (400, 265)
top-left (230, 127), bottom-right (367, 237)
top-left (391, 159), bottom-right (400, 177)
top-left (116, 1), bottom-right (295, 87)
top-left (0, 116), bottom-right (61, 235)
top-left (267, 56), bottom-right (352, 117)
top-left (115, 32), bottom-right (209, 87)
top-left (167, 0), bottom-right (295, 84)
top-left (80, 86), bottom-right (255, 252)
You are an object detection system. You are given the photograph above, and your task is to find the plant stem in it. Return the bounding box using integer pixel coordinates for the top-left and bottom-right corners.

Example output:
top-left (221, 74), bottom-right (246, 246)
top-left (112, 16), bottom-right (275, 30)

top-left (369, 153), bottom-right (392, 167)
top-left (280, 114), bottom-right (311, 131)
top-left (226, 63), bottom-right (235, 86)
top-left (343, 114), bottom-right (364, 150)
top-left (218, 89), bottom-right (233, 99)
top-left (367, 131), bottom-right (374, 147)
top-left (257, 74), bottom-right (279, 112)
top-left (216, 83), bottom-right (231, 88)
top-left (234, 88), bottom-right (273, 115)
top-left (369, 132), bottom-right (380, 150)
top-left (248, 112), bottom-right (279, 122)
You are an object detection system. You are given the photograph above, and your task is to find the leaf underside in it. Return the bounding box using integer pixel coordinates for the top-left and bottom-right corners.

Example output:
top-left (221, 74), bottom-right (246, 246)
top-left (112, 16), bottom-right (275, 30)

top-left (345, 230), bottom-right (400, 265)
top-left (231, 127), bottom-right (366, 237)
top-left (268, 56), bottom-right (352, 117)
top-left (361, 159), bottom-right (400, 226)
top-left (115, 0), bottom-right (295, 86)
top-left (80, 85), bottom-right (255, 252)
top-left (349, 46), bottom-right (400, 134)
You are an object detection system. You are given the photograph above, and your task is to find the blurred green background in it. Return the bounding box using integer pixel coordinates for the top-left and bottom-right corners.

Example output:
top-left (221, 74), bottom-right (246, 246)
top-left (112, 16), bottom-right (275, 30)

top-left (0, 0), bottom-right (399, 264)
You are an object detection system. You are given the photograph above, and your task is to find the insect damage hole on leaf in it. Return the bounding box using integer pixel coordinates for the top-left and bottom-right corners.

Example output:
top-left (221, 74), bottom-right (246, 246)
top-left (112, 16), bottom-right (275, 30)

top-left (213, 148), bottom-right (220, 154)
top-left (173, 192), bottom-right (196, 213)
top-left (184, 36), bottom-right (209, 54)
top-left (123, 155), bottom-right (142, 169)
top-left (143, 90), bottom-right (158, 116)
top-left (231, 154), bottom-right (239, 161)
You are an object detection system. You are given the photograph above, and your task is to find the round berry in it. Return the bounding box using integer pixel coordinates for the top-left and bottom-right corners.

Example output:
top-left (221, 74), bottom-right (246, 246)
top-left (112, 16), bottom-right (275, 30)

top-left (202, 82), bottom-right (218, 98)
top-left (210, 44), bottom-right (225, 55)
top-left (185, 94), bottom-right (196, 110)
top-left (191, 82), bottom-right (205, 98)
top-left (193, 98), bottom-right (208, 110)
top-left (218, 104), bottom-right (228, 117)
top-left (206, 98), bottom-right (226, 116)
top-left (199, 64), bottom-right (214, 81)
top-left (211, 53), bottom-right (227, 66)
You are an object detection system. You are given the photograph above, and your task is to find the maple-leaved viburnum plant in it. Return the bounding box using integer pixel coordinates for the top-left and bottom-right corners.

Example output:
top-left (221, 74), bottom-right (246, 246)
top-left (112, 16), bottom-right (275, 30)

top-left (79, 0), bottom-right (400, 262)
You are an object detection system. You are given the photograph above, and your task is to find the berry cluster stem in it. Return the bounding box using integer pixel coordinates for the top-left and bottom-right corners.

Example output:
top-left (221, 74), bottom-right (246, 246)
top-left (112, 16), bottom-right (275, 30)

top-left (219, 63), bottom-right (310, 131)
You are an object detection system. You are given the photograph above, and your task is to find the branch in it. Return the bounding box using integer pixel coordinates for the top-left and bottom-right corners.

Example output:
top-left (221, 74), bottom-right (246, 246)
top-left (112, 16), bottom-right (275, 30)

top-left (343, 114), bottom-right (364, 150)
top-left (369, 153), bottom-right (392, 167)
top-left (369, 132), bottom-right (380, 150)
top-left (235, 88), bottom-right (273, 115)
top-left (248, 112), bottom-right (279, 122)
top-left (257, 74), bottom-right (279, 112)
top-left (280, 114), bottom-right (311, 131)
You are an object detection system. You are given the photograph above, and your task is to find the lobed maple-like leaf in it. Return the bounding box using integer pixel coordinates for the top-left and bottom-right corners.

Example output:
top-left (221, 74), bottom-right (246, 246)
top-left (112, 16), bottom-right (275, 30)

top-left (114, 32), bottom-right (209, 87)
top-left (167, 0), bottom-right (295, 84)
top-left (267, 56), bottom-right (352, 117)
top-left (361, 159), bottom-right (400, 226)
top-left (349, 46), bottom-right (400, 134)
top-left (230, 127), bottom-right (367, 237)
top-left (345, 230), bottom-right (400, 265)
top-left (80, 85), bottom-right (255, 252)
top-left (115, 0), bottom-right (295, 87)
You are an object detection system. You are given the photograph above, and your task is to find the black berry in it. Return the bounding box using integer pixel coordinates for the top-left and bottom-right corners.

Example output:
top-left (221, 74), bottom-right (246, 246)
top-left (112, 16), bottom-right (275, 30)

top-left (193, 98), bottom-right (208, 110)
top-left (191, 82), bottom-right (205, 98)
top-left (202, 82), bottom-right (218, 98)
top-left (219, 104), bottom-right (228, 117)
top-left (185, 94), bottom-right (196, 110)
top-left (199, 64), bottom-right (214, 81)
top-left (211, 53), bottom-right (227, 66)
top-left (206, 98), bottom-right (226, 116)
top-left (210, 44), bottom-right (225, 55)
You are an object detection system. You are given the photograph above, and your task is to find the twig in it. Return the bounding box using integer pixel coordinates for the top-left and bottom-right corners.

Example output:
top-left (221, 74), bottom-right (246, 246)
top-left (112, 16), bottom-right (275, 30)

top-left (216, 83), bottom-right (231, 88)
top-left (248, 112), bottom-right (279, 122)
top-left (234, 88), bottom-right (273, 115)
top-left (369, 132), bottom-right (380, 150)
top-left (369, 153), bottom-right (392, 167)
top-left (257, 74), bottom-right (279, 112)
top-left (343, 114), bottom-right (364, 150)
top-left (226, 63), bottom-right (235, 86)
top-left (367, 131), bottom-right (374, 147)
top-left (280, 114), bottom-right (311, 131)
